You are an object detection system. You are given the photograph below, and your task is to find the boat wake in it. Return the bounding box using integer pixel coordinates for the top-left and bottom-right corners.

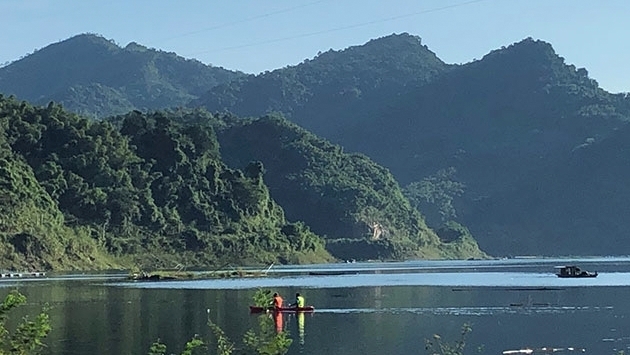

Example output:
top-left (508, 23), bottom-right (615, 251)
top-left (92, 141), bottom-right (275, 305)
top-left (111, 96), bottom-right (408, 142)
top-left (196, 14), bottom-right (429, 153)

top-left (313, 305), bottom-right (613, 316)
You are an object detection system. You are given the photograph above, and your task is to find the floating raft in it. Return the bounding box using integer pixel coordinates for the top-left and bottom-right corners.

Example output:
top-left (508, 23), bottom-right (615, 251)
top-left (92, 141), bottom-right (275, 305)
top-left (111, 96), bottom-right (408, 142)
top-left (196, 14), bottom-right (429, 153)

top-left (1, 271), bottom-right (46, 278)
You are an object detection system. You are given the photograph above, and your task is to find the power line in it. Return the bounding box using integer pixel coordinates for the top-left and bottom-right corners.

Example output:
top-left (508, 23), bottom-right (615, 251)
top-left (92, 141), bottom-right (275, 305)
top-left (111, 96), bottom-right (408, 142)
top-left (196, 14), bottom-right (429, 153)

top-left (158, 0), bottom-right (330, 43)
top-left (186, 0), bottom-right (489, 56)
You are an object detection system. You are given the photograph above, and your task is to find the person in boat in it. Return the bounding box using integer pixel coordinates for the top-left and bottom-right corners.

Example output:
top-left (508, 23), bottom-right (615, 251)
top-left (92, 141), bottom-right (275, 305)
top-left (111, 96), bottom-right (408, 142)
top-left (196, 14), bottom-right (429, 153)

top-left (290, 292), bottom-right (305, 308)
top-left (271, 292), bottom-right (284, 310)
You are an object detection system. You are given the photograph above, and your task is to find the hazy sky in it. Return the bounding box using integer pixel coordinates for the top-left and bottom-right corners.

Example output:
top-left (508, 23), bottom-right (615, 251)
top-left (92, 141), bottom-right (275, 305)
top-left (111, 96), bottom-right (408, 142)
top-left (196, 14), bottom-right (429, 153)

top-left (1, 0), bottom-right (628, 93)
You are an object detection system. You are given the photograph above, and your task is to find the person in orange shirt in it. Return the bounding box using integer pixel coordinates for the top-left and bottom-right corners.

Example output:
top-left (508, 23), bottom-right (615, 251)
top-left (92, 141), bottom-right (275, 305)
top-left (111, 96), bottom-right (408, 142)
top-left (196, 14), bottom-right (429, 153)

top-left (270, 292), bottom-right (285, 333)
top-left (271, 292), bottom-right (284, 310)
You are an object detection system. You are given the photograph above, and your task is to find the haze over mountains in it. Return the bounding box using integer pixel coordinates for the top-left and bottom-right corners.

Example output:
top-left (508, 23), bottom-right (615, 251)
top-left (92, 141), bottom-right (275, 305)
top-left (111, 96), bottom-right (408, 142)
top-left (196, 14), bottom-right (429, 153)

top-left (2, 32), bottom-right (630, 258)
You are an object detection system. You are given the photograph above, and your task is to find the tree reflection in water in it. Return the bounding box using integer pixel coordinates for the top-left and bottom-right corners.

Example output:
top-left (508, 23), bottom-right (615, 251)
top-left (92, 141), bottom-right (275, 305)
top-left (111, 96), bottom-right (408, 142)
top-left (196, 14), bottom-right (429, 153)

top-left (148, 310), bottom-right (292, 355)
top-left (243, 313), bottom-right (292, 355)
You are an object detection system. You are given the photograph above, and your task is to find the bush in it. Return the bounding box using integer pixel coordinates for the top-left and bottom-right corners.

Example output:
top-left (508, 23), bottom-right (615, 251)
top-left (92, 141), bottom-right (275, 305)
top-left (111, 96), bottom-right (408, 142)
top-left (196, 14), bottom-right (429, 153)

top-left (0, 290), bottom-right (51, 355)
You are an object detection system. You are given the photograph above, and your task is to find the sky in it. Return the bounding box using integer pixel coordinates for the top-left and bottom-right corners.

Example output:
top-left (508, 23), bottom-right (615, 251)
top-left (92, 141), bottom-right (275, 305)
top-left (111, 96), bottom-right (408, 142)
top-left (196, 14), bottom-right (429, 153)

top-left (1, 0), bottom-right (629, 93)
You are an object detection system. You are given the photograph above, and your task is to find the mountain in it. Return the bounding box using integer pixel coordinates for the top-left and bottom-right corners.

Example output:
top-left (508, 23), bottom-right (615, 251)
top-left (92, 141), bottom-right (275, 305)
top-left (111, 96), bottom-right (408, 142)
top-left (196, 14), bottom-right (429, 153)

top-left (198, 34), bottom-right (630, 256)
top-left (213, 113), bottom-right (485, 260)
top-left (0, 95), bottom-right (336, 270)
top-left (0, 94), bottom-right (484, 270)
top-left (0, 33), bottom-right (245, 118)
top-left (6, 31), bottom-right (630, 257)
top-left (195, 33), bottom-right (449, 139)
top-left (354, 38), bottom-right (630, 255)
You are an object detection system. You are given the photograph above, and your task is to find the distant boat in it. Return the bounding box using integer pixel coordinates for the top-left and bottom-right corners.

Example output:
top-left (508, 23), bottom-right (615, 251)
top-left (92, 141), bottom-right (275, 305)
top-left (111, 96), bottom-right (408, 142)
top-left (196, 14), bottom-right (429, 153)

top-left (555, 265), bottom-right (598, 278)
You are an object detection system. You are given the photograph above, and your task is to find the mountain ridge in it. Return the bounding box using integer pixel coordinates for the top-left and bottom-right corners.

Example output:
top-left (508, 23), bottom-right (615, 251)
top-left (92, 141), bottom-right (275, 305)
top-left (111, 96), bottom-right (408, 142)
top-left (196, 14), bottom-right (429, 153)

top-left (0, 33), bottom-right (246, 117)
top-left (3, 32), bottom-right (630, 257)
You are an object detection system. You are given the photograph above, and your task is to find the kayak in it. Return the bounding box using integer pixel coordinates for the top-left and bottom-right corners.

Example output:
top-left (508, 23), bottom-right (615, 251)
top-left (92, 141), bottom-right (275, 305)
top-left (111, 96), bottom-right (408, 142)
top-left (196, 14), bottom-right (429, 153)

top-left (249, 305), bottom-right (315, 313)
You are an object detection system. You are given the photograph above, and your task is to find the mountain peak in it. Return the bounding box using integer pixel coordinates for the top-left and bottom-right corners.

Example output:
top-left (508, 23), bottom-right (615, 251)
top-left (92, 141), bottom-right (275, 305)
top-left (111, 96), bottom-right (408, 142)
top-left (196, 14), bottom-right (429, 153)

top-left (363, 32), bottom-right (424, 47)
top-left (124, 41), bottom-right (150, 52)
top-left (484, 37), bottom-right (557, 62)
top-left (468, 36), bottom-right (599, 90)
top-left (54, 33), bottom-right (121, 53)
top-left (311, 32), bottom-right (443, 68)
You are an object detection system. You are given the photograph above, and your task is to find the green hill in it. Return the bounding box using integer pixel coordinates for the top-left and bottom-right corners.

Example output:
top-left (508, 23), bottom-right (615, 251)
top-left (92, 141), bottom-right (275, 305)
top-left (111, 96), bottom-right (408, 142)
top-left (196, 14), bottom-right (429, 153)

top-left (0, 94), bottom-right (485, 270)
top-left (0, 96), bottom-right (332, 270)
top-left (214, 114), bottom-right (486, 260)
top-left (0, 33), bottom-right (245, 118)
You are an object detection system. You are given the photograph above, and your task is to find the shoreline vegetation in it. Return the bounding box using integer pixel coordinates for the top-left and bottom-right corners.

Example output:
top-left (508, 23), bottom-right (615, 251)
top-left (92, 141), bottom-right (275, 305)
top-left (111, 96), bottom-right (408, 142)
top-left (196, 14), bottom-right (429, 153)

top-left (129, 263), bottom-right (276, 281)
top-left (129, 269), bottom-right (270, 281)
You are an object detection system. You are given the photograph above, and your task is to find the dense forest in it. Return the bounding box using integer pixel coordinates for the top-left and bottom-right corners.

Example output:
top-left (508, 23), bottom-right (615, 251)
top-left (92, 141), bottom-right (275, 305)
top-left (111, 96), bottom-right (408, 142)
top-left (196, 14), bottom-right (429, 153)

top-left (214, 114), bottom-right (484, 260)
top-left (0, 96), bottom-right (334, 270)
top-left (3, 31), bottom-right (630, 259)
top-left (0, 95), bottom-right (483, 270)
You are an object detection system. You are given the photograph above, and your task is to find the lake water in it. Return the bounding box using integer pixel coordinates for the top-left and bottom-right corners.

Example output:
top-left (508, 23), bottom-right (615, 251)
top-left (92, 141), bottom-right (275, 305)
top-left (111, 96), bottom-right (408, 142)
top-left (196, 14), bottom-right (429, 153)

top-left (3, 257), bottom-right (630, 355)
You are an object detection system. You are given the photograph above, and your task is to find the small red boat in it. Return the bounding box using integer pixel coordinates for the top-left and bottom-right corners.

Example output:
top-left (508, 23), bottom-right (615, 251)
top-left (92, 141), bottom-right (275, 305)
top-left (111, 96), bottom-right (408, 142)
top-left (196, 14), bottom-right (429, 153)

top-left (249, 305), bottom-right (315, 313)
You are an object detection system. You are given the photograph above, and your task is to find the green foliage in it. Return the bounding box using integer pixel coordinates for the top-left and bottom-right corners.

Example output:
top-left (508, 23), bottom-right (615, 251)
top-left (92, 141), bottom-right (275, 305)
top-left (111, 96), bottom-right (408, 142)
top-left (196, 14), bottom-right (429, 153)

top-left (424, 323), bottom-right (472, 355)
top-left (147, 340), bottom-right (168, 355)
top-left (252, 289), bottom-right (273, 307)
top-left (0, 95), bottom-right (332, 270)
top-left (216, 114), bottom-right (485, 261)
top-left (0, 290), bottom-right (51, 355)
top-left (147, 335), bottom-right (206, 355)
top-left (242, 315), bottom-right (292, 355)
top-left (206, 320), bottom-right (234, 355)
top-left (404, 167), bottom-right (465, 227)
top-left (0, 118), bottom-right (114, 269)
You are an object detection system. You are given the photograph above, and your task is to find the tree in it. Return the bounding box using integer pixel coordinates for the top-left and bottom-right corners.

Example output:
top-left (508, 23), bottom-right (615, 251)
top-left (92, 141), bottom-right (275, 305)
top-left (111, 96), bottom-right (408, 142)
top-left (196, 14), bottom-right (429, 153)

top-left (0, 290), bottom-right (51, 355)
top-left (404, 167), bottom-right (465, 226)
top-left (424, 323), bottom-right (472, 355)
top-left (148, 289), bottom-right (292, 355)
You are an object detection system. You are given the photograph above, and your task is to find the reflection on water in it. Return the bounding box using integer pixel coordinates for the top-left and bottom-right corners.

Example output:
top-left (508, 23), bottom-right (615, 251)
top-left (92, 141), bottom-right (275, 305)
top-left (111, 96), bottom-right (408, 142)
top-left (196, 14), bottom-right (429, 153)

top-left (263, 311), bottom-right (307, 344)
top-left (297, 312), bottom-right (305, 345)
top-left (274, 311), bottom-right (283, 334)
top-left (4, 258), bottom-right (630, 355)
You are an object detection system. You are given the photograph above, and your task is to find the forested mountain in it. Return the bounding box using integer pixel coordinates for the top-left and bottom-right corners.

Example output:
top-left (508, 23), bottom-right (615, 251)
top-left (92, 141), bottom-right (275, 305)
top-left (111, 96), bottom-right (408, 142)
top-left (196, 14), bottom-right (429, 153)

top-left (5, 31), bottom-right (630, 257)
top-left (194, 33), bottom-right (449, 138)
top-left (343, 38), bottom-right (630, 255)
top-left (0, 95), bottom-right (335, 270)
top-left (198, 34), bottom-right (630, 256)
top-left (213, 114), bottom-right (485, 261)
top-left (0, 95), bottom-right (483, 270)
top-left (0, 33), bottom-right (245, 118)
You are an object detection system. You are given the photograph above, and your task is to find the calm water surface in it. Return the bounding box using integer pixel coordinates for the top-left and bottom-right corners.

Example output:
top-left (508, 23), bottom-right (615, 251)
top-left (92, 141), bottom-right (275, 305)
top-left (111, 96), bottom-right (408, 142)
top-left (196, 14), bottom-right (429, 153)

top-left (3, 257), bottom-right (630, 355)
